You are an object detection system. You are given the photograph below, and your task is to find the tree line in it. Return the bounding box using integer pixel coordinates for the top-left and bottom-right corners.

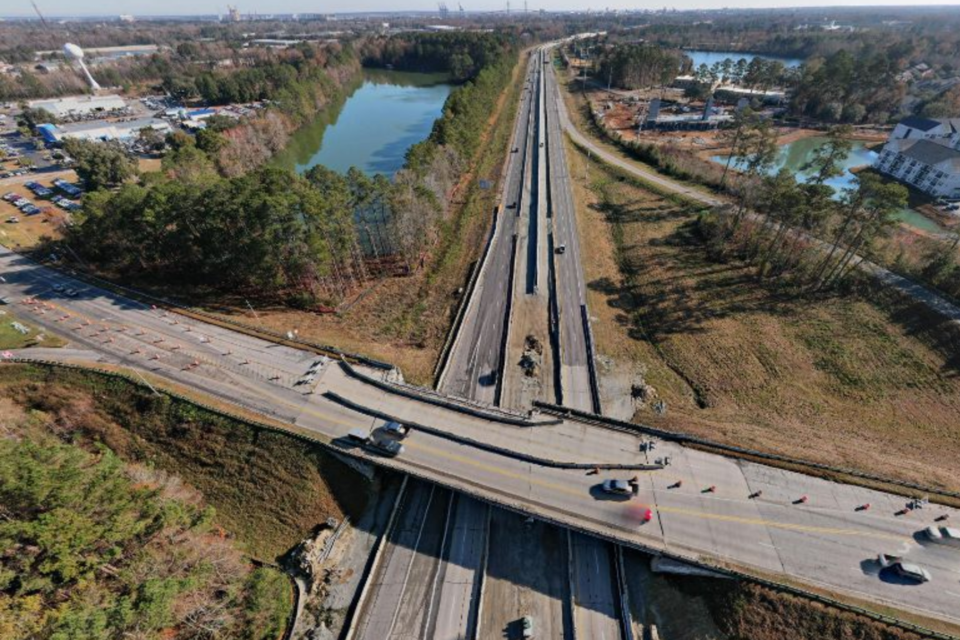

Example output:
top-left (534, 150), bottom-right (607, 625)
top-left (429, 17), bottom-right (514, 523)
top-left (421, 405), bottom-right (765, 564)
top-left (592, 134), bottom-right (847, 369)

top-left (64, 32), bottom-right (519, 305)
top-left (699, 119), bottom-right (910, 291)
top-left (595, 43), bottom-right (688, 90)
top-left (359, 32), bottom-right (515, 82)
top-left (0, 431), bottom-right (289, 639)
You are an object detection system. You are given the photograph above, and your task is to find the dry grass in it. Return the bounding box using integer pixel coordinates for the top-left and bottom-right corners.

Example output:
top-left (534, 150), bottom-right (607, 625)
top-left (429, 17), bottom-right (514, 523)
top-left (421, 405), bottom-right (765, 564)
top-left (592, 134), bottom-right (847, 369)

top-left (566, 138), bottom-right (960, 493)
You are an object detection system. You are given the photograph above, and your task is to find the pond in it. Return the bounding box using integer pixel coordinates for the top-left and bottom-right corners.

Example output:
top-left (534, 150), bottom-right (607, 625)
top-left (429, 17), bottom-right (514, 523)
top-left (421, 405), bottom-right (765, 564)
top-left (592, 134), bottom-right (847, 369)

top-left (273, 69), bottom-right (453, 176)
top-left (711, 136), bottom-right (946, 233)
top-left (685, 50), bottom-right (804, 70)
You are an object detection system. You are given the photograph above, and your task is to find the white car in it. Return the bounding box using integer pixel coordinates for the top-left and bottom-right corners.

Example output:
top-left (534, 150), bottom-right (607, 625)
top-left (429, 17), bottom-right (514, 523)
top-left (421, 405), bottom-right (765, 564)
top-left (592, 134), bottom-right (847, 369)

top-left (601, 479), bottom-right (635, 497)
top-left (877, 554), bottom-right (931, 583)
top-left (924, 526), bottom-right (960, 546)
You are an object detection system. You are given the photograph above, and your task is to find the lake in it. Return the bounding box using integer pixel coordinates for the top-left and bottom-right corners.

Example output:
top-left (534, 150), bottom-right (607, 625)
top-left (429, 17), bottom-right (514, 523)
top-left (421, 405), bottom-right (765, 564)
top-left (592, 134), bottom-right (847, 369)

top-left (273, 69), bottom-right (452, 176)
top-left (685, 50), bottom-right (803, 70)
top-left (711, 136), bottom-right (946, 233)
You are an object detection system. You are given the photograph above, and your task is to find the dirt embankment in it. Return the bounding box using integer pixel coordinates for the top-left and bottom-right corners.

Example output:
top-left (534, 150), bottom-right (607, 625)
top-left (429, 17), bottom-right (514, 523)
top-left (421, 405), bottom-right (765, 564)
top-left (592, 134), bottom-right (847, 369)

top-left (0, 363), bottom-right (371, 561)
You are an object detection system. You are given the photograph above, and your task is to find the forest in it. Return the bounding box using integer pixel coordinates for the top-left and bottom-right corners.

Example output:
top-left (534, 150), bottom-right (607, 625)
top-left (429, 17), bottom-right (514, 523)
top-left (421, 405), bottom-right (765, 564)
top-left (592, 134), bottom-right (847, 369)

top-left (596, 43), bottom-right (688, 91)
top-left (0, 435), bottom-right (289, 639)
top-left (63, 31), bottom-right (518, 305)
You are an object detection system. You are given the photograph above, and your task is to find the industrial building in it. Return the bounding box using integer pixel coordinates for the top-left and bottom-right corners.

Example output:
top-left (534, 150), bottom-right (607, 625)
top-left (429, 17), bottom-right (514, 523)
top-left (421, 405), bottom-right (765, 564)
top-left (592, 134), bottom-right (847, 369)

top-left (37, 117), bottom-right (171, 144)
top-left (874, 116), bottom-right (960, 199)
top-left (28, 95), bottom-right (128, 119)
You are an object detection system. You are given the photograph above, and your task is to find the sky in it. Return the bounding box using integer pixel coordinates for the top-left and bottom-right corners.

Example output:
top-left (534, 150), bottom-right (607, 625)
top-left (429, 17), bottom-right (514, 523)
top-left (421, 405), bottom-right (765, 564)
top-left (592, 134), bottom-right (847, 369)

top-left (5, 0), bottom-right (960, 17)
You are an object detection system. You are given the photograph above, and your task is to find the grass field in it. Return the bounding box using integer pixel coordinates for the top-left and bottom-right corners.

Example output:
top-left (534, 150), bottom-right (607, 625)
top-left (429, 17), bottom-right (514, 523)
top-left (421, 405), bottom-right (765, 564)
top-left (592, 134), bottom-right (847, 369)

top-left (0, 309), bottom-right (67, 349)
top-left (0, 363), bottom-right (372, 561)
top-left (565, 137), bottom-right (960, 493)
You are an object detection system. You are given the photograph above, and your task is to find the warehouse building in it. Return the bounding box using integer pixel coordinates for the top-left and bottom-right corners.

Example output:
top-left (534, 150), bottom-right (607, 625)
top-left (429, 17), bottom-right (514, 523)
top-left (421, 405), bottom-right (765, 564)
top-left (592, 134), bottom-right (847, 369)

top-left (27, 94), bottom-right (128, 119)
top-left (38, 117), bottom-right (171, 143)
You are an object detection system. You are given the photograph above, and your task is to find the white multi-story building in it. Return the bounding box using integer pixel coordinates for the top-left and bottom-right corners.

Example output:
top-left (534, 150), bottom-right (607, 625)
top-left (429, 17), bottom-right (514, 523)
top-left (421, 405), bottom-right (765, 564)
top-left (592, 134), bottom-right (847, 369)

top-left (874, 116), bottom-right (960, 199)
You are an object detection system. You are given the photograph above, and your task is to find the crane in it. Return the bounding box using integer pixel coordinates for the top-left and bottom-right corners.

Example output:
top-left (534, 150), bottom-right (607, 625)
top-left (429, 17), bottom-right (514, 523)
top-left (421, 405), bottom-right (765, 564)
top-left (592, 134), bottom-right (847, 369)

top-left (31, 1), bottom-right (50, 28)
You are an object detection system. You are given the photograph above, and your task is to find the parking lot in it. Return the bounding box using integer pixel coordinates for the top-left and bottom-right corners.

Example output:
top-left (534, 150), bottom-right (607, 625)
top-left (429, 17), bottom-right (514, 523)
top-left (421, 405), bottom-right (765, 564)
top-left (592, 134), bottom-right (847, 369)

top-left (0, 174), bottom-right (80, 249)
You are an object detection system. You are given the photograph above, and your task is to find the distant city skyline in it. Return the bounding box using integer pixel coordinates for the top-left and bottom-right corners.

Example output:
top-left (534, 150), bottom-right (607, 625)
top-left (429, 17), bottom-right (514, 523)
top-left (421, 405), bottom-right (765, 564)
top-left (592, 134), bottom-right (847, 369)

top-left (5, 0), bottom-right (960, 18)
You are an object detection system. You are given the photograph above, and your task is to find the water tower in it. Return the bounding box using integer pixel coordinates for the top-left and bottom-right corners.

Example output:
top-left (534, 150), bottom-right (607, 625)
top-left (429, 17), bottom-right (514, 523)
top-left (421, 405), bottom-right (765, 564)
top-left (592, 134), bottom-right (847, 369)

top-left (63, 43), bottom-right (101, 91)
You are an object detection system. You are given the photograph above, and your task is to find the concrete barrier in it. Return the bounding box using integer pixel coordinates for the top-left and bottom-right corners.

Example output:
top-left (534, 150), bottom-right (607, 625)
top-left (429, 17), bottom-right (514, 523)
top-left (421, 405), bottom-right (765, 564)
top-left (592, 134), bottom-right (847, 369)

top-left (580, 304), bottom-right (602, 415)
top-left (472, 503), bottom-right (492, 640)
top-left (615, 545), bottom-right (635, 640)
top-left (496, 233), bottom-right (521, 407)
top-left (339, 360), bottom-right (556, 427)
top-left (324, 391), bottom-right (663, 472)
top-left (534, 401), bottom-right (960, 503)
top-left (565, 529), bottom-right (579, 640)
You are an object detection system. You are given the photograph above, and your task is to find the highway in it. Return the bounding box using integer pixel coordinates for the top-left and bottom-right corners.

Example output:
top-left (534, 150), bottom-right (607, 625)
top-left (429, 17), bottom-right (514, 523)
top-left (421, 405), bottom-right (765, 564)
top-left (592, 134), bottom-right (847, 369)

top-left (543, 51), bottom-right (596, 414)
top-left (4, 45), bottom-right (960, 635)
top-left (439, 52), bottom-right (539, 404)
top-left (4, 244), bottom-right (960, 628)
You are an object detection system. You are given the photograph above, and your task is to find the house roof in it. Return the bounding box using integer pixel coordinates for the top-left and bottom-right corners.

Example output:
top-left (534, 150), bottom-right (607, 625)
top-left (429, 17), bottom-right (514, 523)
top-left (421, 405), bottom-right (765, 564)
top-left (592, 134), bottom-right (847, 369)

top-left (899, 115), bottom-right (944, 132)
top-left (901, 139), bottom-right (960, 169)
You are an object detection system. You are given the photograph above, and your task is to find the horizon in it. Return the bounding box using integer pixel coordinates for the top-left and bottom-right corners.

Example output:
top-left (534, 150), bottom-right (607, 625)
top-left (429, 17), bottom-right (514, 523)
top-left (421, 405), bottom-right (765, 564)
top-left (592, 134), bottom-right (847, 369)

top-left (4, 1), bottom-right (960, 19)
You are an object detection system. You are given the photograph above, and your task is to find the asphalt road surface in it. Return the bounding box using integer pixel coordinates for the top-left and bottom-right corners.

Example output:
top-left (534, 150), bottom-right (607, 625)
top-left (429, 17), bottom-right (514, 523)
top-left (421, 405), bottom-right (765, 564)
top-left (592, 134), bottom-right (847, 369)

top-left (439, 53), bottom-right (540, 404)
top-left (430, 494), bottom-right (489, 640)
top-left (4, 57), bottom-right (960, 628)
top-left (570, 531), bottom-right (623, 640)
top-left (480, 509), bottom-right (573, 640)
top-left (543, 53), bottom-right (595, 414)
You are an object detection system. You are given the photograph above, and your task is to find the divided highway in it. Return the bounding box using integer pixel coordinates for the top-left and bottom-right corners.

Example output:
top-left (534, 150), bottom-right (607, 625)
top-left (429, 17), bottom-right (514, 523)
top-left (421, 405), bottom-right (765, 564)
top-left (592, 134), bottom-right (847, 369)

top-left (3, 43), bottom-right (960, 638)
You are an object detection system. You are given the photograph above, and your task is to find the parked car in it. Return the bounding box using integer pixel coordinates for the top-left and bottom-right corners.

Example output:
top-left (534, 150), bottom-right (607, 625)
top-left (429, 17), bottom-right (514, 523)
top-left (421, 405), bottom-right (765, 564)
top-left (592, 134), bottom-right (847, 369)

top-left (6, 216), bottom-right (19, 224)
top-left (877, 554), bottom-right (931, 583)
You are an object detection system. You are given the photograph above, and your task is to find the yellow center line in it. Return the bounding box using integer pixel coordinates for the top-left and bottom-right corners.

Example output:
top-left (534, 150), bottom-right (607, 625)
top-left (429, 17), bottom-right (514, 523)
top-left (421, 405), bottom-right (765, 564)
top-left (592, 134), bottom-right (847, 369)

top-left (23, 295), bottom-right (911, 545)
top-left (404, 440), bottom-right (908, 542)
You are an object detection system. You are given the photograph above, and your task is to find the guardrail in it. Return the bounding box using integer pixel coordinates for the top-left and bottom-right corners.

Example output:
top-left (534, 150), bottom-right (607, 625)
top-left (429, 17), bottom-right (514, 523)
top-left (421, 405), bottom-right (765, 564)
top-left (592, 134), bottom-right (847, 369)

top-left (535, 402), bottom-right (960, 503)
top-left (579, 304), bottom-right (602, 415)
